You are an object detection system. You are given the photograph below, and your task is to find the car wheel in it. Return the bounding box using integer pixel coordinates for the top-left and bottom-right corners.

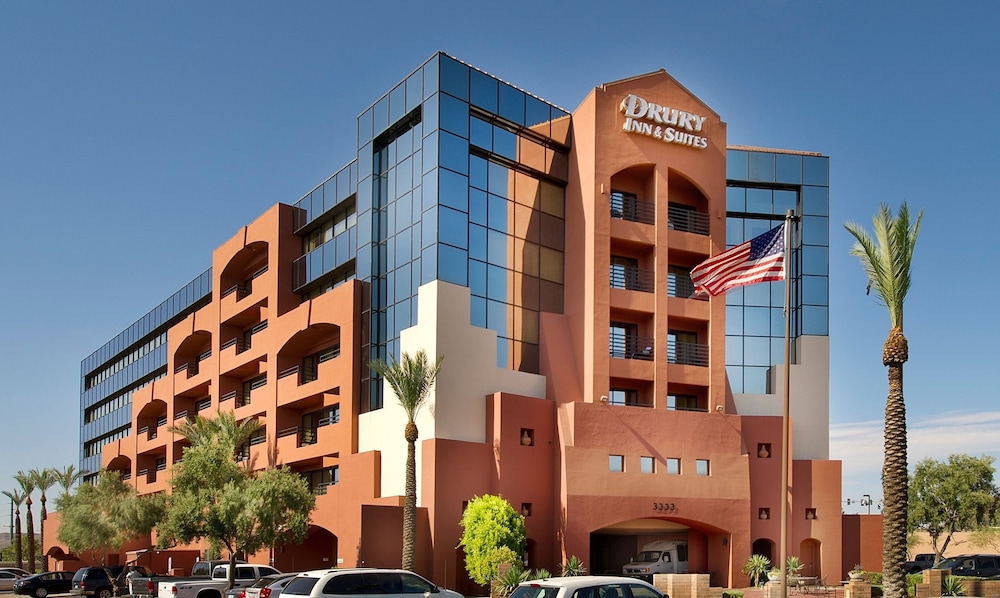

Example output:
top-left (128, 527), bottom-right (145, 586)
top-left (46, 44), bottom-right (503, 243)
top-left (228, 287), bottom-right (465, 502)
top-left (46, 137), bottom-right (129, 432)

top-left (35, 588), bottom-right (48, 598)
top-left (99, 588), bottom-right (113, 598)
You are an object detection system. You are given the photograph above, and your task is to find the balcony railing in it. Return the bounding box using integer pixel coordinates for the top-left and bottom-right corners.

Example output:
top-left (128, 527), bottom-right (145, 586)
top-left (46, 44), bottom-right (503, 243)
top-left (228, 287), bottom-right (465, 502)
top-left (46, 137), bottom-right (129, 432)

top-left (610, 265), bottom-right (655, 293)
top-left (610, 192), bottom-right (655, 225)
top-left (667, 340), bottom-right (709, 366)
top-left (668, 271), bottom-right (706, 299)
top-left (174, 361), bottom-right (199, 378)
top-left (667, 204), bottom-right (710, 236)
top-left (609, 333), bottom-right (656, 361)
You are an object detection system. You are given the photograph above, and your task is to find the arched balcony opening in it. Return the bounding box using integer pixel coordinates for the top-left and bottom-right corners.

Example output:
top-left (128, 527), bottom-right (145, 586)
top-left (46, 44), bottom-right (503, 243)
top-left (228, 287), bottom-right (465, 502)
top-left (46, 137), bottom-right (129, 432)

top-left (136, 399), bottom-right (168, 441)
top-left (666, 169), bottom-right (710, 236)
top-left (174, 330), bottom-right (212, 379)
top-left (107, 455), bottom-right (133, 482)
top-left (276, 324), bottom-right (342, 387)
top-left (220, 241), bottom-right (269, 301)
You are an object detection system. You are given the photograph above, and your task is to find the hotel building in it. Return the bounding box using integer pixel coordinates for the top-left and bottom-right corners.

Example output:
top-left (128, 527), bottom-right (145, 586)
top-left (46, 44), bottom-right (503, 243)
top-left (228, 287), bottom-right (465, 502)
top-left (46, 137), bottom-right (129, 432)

top-left (62, 53), bottom-right (838, 592)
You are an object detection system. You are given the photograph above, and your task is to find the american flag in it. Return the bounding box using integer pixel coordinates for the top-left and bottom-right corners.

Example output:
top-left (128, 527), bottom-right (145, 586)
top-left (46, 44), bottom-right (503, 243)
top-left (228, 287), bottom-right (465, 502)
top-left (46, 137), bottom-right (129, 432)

top-left (690, 223), bottom-right (786, 296)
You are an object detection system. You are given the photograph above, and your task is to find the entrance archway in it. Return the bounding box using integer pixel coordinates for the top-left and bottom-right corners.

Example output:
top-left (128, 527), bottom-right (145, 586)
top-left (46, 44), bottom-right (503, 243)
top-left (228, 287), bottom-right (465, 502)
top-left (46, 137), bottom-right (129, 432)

top-left (752, 538), bottom-right (774, 563)
top-left (800, 539), bottom-right (821, 578)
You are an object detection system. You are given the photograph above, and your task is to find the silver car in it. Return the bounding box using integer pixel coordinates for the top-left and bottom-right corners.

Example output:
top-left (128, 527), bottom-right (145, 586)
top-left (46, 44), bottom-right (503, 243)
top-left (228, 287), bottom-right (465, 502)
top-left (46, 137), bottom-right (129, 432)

top-left (245, 574), bottom-right (299, 598)
top-left (282, 569), bottom-right (462, 598)
top-left (509, 576), bottom-right (665, 598)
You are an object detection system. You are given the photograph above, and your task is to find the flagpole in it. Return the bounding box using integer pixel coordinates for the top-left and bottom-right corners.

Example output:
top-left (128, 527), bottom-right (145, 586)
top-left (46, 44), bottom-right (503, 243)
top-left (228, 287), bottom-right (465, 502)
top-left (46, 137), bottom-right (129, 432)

top-left (779, 209), bottom-right (794, 598)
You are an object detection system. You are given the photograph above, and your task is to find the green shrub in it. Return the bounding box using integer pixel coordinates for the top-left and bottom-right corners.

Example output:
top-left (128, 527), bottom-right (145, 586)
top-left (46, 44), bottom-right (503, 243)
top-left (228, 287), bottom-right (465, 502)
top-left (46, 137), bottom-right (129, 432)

top-left (867, 572), bottom-right (883, 585)
top-left (871, 585), bottom-right (883, 598)
top-left (906, 572), bottom-right (924, 596)
top-left (560, 556), bottom-right (587, 577)
top-left (460, 495), bottom-right (527, 586)
top-left (494, 566), bottom-right (530, 597)
top-left (741, 554), bottom-right (771, 587)
top-left (723, 591), bottom-right (744, 598)
top-left (941, 576), bottom-right (965, 596)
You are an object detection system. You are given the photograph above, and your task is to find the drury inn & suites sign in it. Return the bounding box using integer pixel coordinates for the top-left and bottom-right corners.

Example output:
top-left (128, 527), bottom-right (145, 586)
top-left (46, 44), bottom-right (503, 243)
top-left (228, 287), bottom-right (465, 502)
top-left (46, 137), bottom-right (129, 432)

top-left (620, 94), bottom-right (709, 150)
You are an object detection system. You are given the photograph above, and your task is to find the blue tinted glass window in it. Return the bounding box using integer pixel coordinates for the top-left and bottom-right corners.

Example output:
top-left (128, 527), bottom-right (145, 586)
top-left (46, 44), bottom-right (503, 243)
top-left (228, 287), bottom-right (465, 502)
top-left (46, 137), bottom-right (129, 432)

top-left (373, 96), bottom-right (389, 135)
top-left (422, 95), bottom-right (439, 138)
top-left (438, 244), bottom-right (467, 286)
top-left (726, 305), bottom-right (743, 335)
top-left (493, 125), bottom-right (517, 161)
top-left (439, 56), bottom-right (469, 101)
top-left (802, 246), bottom-right (828, 276)
top-left (803, 156), bottom-right (829, 186)
top-left (746, 188), bottom-right (771, 213)
top-left (488, 194), bottom-right (508, 233)
top-left (487, 298), bottom-right (507, 336)
top-left (727, 365), bottom-right (744, 394)
top-left (743, 367), bottom-right (768, 394)
top-left (775, 154), bottom-right (802, 184)
top-left (439, 94), bottom-right (469, 138)
top-left (770, 307), bottom-right (785, 336)
top-left (406, 69), bottom-right (422, 113)
top-left (744, 282), bottom-right (770, 307)
top-left (438, 169), bottom-right (469, 212)
top-left (802, 305), bottom-right (829, 335)
top-left (469, 259), bottom-right (487, 297)
top-left (469, 155), bottom-right (488, 190)
top-left (744, 336), bottom-right (771, 367)
top-left (802, 215), bottom-right (829, 245)
top-left (726, 187), bottom-right (745, 212)
top-left (470, 117), bottom-right (492, 151)
top-left (488, 162), bottom-right (509, 198)
top-left (422, 133), bottom-right (438, 180)
top-left (499, 84), bottom-right (525, 125)
top-left (389, 83), bottom-right (405, 124)
top-left (726, 218), bottom-right (744, 246)
top-left (726, 336), bottom-right (743, 365)
top-left (802, 186), bottom-right (828, 216)
top-left (439, 132), bottom-right (469, 176)
top-left (420, 245), bottom-right (437, 283)
top-left (487, 229), bottom-right (507, 268)
top-left (395, 263), bottom-right (412, 302)
top-left (359, 109), bottom-right (374, 145)
top-left (395, 227), bottom-right (411, 265)
top-left (487, 264), bottom-right (507, 301)
top-left (525, 96), bottom-right (551, 134)
top-left (469, 188), bottom-right (487, 225)
top-left (745, 218), bottom-right (775, 240)
top-left (774, 190), bottom-right (796, 215)
top-left (744, 307), bottom-right (770, 336)
top-left (439, 206), bottom-right (468, 249)
top-left (423, 56), bottom-right (439, 101)
top-left (421, 205), bottom-right (437, 247)
top-left (470, 70), bottom-right (498, 113)
top-left (470, 295), bottom-right (486, 327)
top-left (748, 152), bottom-right (774, 183)
top-left (802, 275), bottom-right (828, 306)
top-left (727, 150), bottom-right (748, 180)
top-left (469, 224), bottom-right (487, 261)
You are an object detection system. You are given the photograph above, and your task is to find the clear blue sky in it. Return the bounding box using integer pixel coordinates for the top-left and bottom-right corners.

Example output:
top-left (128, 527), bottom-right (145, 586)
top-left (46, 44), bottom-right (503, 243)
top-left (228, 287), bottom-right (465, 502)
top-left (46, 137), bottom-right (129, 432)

top-left (2, 1), bottom-right (998, 519)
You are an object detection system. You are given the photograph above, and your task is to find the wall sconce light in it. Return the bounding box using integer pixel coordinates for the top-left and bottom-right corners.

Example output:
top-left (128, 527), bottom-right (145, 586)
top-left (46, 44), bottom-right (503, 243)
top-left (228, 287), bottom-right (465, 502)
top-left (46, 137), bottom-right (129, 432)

top-left (600, 395), bottom-right (609, 404)
top-left (806, 508), bottom-right (817, 520)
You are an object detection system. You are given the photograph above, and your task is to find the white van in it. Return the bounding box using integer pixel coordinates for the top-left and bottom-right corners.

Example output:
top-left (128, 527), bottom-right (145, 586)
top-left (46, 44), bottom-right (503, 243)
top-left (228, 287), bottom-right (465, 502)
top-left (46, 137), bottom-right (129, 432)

top-left (622, 541), bottom-right (689, 578)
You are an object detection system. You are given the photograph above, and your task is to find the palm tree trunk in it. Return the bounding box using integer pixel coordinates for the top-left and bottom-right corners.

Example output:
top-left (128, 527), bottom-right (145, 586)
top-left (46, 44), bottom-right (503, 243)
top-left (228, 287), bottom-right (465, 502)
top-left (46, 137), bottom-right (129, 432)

top-left (25, 499), bottom-right (35, 574)
top-left (40, 497), bottom-right (47, 573)
top-left (14, 510), bottom-right (23, 570)
top-left (402, 437), bottom-right (417, 570)
top-left (882, 362), bottom-right (908, 598)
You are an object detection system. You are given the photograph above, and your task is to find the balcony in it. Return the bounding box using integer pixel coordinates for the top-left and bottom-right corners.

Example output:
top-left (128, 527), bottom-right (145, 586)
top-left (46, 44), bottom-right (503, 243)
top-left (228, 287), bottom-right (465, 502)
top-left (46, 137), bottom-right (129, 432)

top-left (610, 192), bottom-right (655, 225)
top-left (609, 265), bottom-right (655, 293)
top-left (609, 333), bottom-right (655, 361)
top-left (667, 340), bottom-right (709, 366)
top-left (667, 204), bottom-right (710, 236)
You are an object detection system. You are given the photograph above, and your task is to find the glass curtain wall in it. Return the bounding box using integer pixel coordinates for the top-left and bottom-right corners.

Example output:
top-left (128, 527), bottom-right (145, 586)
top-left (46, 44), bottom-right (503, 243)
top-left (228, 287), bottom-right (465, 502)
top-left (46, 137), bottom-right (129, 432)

top-left (724, 149), bottom-right (829, 394)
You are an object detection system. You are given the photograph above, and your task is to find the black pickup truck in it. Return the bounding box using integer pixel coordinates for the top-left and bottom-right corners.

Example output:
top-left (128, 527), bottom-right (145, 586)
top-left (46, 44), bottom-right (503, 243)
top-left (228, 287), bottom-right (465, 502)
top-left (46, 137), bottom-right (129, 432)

top-left (904, 553), bottom-right (936, 574)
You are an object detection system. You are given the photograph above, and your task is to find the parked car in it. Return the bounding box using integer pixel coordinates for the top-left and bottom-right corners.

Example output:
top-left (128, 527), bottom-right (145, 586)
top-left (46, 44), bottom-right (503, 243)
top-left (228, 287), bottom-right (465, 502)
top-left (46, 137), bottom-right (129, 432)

top-left (932, 554), bottom-right (1000, 578)
top-left (904, 553), bottom-right (936, 574)
top-left (238, 574), bottom-right (299, 598)
top-left (0, 570), bottom-right (24, 592)
top-left (508, 575), bottom-right (666, 598)
top-left (14, 571), bottom-right (76, 598)
top-left (73, 565), bottom-right (150, 598)
top-left (282, 569), bottom-right (461, 598)
top-left (0, 568), bottom-right (32, 578)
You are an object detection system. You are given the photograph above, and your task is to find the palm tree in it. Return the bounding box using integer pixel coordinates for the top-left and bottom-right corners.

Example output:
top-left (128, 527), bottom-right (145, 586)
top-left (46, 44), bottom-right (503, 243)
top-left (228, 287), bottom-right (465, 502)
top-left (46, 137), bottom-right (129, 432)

top-left (31, 468), bottom-right (59, 572)
top-left (56, 464), bottom-right (84, 498)
top-left (14, 471), bottom-right (37, 573)
top-left (845, 202), bottom-right (923, 598)
top-left (369, 350), bottom-right (443, 571)
top-left (170, 410), bottom-right (262, 463)
top-left (2, 488), bottom-right (25, 570)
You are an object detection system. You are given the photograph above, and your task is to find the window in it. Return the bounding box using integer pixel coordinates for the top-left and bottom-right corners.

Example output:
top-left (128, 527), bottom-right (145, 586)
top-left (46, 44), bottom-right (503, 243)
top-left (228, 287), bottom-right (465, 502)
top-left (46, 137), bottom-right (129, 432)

top-left (640, 456), bottom-right (655, 474)
top-left (608, 388), bottom-right (638, 406)
top-left (627, 586), bottom-right (661, 598)
top-left (666, 458), bottom-right (680, 475)
top-left (609, 455), bottom-right (625, 473)
top-left (667, 394), bottom-right (700, 411)
top-left (696, 459), bottom-right (710, 476)
top-left (610, 256), bottom-right (640, 291)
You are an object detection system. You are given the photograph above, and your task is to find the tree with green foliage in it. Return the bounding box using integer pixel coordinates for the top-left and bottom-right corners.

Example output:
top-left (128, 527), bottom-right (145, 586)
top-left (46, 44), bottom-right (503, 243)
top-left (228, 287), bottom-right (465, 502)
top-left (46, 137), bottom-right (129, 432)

top-left (14, 471), bottom-right (37, 573)
top-left (909, 454), bottom-right (999, 562)
top-left (2, 488), bottom-right (26, 569)
top-left (369, 350), bottom-right (443, 571)
top-left (56, 464), bottom-right (84, 498)
top-left (845, 202), bottom-right (922, 598)
top-left (56, 469), bottom-right (165, 569)
top-left (459, 494), bottom-right (527, 586)
top-left (159, 411), bottom-right (315, 590)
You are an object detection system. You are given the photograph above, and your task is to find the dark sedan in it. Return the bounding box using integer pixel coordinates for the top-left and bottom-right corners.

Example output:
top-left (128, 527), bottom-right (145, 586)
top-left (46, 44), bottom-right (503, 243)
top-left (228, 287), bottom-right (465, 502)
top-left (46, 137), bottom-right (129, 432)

top-left (14, 571), bottom-right (75, 598)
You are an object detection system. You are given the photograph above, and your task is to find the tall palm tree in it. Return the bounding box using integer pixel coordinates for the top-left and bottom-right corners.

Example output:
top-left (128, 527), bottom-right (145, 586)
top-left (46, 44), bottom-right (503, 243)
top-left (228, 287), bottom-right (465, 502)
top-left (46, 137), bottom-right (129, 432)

top-left (2, 489), bottom-right (25, 570)
top-left (14, 471), bottom-right (37, 573)
top-left (845, 202), bottom-right (922, 598)
top-left (370, 350), bottom-right (443, 571)
top-left (170, 410), bottom-right (262, 464)
top-left (56, 464), bottom-right (84, 498)
top-left (31, 468), bottom-right (59, 573)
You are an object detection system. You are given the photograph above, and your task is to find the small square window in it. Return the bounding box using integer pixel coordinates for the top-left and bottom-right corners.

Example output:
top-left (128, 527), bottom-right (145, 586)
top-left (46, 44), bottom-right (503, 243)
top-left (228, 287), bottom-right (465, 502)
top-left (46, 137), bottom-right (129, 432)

top-left (640, 456), bottom-right (655, 474)
top-left (696, 459), bottom-right (710, 476)
top-left (666, 458), bottom-right (680, 475)
top-left (609, 455), bottom-right (625, 473)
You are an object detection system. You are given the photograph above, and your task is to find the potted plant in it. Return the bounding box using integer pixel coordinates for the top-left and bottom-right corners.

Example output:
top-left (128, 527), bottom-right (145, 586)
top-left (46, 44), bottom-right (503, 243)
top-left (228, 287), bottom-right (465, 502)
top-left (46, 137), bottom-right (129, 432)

top-left (768, 567), bottom-right (782, 583)
top-left (849, 565), bottom-right (866, 581)
top-left (741, 554), bottom-right (771, 587)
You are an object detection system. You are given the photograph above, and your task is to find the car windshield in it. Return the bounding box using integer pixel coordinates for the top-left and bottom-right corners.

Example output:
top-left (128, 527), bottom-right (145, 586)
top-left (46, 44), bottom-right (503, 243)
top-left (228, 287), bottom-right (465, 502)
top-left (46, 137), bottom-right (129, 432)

top-left (281, 577), bottom-right (319, 596)
top-left (635, 551), bottom-right (662, 563)
top-left (933, 557), bottom-right (961, 569)
top-left (510, 586), bottom-right (560, 598)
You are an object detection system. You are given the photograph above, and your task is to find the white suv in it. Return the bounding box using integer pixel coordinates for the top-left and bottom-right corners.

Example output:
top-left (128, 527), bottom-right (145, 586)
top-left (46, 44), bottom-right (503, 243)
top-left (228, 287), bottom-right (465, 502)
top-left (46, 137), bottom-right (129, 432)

top-left (281, 569), bottom-right (463, 598)
top-left (509, 576), bottom-right (666, 598)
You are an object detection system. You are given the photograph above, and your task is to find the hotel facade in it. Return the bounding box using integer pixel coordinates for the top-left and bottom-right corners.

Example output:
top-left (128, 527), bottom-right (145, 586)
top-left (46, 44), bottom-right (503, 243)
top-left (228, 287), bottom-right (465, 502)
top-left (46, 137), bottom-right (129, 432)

top-left (59, 53), bottom-right (839, 592)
